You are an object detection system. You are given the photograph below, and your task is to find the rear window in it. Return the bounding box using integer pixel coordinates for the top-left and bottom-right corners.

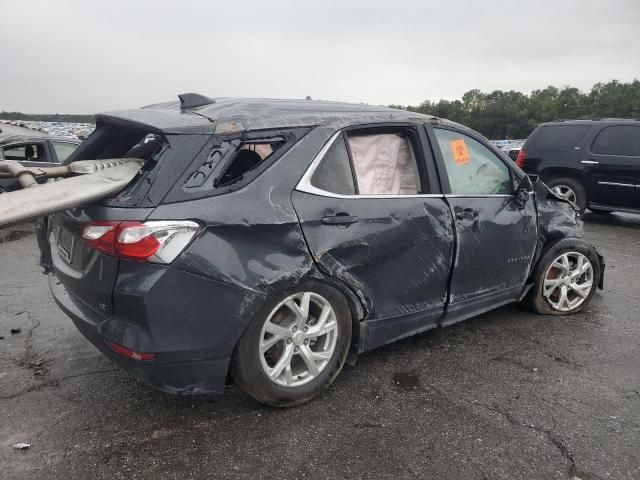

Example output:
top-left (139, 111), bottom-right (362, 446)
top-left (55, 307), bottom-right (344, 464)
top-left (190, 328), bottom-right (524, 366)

top-left (526, 124), bottom-right (591, 152)
top-left (70, 122), bottom-right (210, 208)
top-left (591, 125), bottom-right (640, 156)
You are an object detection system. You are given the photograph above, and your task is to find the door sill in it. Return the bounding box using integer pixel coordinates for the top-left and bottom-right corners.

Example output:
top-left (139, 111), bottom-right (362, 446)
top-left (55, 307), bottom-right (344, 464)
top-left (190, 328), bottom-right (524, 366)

top-left (442, 285), bottom-right (523, 327)
top-left (588, 202), bottom-right (640, 215)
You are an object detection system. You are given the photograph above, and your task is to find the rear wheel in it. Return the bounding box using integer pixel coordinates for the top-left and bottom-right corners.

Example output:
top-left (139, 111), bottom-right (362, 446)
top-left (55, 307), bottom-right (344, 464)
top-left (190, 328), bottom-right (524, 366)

top-left (524, 238), bottom-right (600, 315)
top-left (231, 282), bottom-right (352, 407)
top-left (546, 177), bottom-right (586, 213)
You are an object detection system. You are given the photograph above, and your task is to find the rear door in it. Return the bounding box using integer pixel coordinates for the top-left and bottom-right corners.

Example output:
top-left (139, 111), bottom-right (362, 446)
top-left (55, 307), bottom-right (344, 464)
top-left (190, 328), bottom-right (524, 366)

top-left (585, 124), bottom-right (640, 209)
top-left (428, 125), bottom-right (538, 325)
top-left (292, 125), bottom-right (455, 350)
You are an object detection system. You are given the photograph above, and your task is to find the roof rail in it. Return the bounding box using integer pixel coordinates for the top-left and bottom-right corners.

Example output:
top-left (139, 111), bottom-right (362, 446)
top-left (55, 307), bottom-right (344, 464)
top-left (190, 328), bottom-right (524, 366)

top-left (552, 118), bottom-right (603, 122)
top-left (178, 93), bottom-right (216, 109)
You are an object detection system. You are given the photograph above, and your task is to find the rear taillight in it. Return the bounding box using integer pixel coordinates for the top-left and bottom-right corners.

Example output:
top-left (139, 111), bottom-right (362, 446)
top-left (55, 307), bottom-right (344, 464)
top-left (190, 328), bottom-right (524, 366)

top-left (105, 340), bottom-right (157, 361)
top-left (515, 148), bottom-right (526, 168)
top-left (81, 220), bottom-right (199, 263)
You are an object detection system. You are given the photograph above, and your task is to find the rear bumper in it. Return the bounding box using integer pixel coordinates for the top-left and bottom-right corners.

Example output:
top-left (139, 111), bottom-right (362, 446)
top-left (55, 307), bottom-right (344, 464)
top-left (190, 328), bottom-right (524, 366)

top-left (49, 272), bottom-right (234, 395)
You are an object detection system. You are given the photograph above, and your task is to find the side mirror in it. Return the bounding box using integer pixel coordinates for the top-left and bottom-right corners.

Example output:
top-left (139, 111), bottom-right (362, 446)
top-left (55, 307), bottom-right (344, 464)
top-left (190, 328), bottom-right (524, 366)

top-left (515, 175), bottom-right (534, 208)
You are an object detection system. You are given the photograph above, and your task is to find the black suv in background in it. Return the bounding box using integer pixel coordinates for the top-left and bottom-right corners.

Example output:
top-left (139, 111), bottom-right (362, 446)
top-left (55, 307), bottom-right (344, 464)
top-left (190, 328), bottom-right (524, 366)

top-left (517, 119), bottom-right (640, 214)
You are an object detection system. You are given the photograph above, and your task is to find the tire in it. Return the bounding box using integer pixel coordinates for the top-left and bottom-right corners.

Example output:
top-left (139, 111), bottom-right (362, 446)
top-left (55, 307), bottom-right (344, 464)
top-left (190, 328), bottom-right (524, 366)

top-left (230, 281), bottom-right (352, 407)
top-left (523, 238), bottom-right (601, 315)
top-left (546, 177), bottom-right (587, 213)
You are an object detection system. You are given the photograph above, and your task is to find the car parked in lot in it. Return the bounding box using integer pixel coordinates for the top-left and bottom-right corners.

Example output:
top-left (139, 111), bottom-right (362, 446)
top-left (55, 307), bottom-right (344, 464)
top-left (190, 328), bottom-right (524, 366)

top-left (517, 119), bottom-right (640, 214)
top-left (37, 96), bottom-right (604, 406)
top-left (0, 135), bottom-right (81, 192)
top-left (502, 140), bottom-right (524, 160)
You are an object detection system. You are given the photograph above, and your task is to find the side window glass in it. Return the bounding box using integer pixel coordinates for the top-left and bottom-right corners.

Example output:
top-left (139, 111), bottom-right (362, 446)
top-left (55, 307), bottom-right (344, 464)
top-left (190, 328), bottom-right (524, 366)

top-left (311, 135), bottom-right (356, 195)
top-left (591, 126), bottom-right (640, 157)
top-left (53, 142), bottom-right (78, 163)
top-left (2, 145), bottom-right (27, 160)
top-left (434, 129), bottom-right (512, 195)
top-left (347, 132), bottom-right (419, 195)
top-left (2, 144), bottom-right (44, 162)
top-left (216, 140), bottom-right (284, 187)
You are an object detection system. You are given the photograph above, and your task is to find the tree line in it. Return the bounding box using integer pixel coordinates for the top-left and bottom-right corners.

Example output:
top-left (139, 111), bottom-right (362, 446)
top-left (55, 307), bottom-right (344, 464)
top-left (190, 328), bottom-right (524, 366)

top-left (0, 111), bottom-right (95, 123)
top-left (390, 80), bottom-right (640, 139)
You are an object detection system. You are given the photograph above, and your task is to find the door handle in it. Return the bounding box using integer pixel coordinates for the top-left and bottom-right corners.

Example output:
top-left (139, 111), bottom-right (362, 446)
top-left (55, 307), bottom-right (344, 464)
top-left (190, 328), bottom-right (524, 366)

top-left (321, 213), bottom-right (359, 225)
top-left (581, 160), bottom-right (599, 165)
top-left (455, 209), bottom-right (479, 221)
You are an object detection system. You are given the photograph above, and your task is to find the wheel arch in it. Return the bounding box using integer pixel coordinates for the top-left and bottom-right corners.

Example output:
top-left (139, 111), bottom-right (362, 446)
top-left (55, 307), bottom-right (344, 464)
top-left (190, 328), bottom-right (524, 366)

top-left (539, 167), bottom-right (588, 187)
top-left (312, 273), bottom-right (368, 358)
top-left (523, 235), bottom-right (604, 314)
top-left (230, 272), bottom-right (367, 368)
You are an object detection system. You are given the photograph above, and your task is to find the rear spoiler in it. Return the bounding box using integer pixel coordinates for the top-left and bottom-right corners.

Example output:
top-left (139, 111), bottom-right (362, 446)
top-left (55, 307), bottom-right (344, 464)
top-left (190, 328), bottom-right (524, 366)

top-left (0, 158), bottom-right (143, 228)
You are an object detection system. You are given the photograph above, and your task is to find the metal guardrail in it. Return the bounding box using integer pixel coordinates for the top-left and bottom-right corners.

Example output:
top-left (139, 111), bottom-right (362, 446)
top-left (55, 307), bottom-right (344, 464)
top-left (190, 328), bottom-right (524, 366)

top-left (0, 158), bottom-right (144, 228)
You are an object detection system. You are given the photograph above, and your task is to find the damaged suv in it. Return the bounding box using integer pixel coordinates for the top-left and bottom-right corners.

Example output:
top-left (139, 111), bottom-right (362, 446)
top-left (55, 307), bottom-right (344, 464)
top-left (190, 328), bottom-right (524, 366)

top-left (36, 95), bottom-right (603, 406)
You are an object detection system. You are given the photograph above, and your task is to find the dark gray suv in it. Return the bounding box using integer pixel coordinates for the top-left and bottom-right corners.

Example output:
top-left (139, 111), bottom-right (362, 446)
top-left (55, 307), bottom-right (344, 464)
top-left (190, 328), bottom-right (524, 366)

top-left (40, 95), bottom-right (604, 406)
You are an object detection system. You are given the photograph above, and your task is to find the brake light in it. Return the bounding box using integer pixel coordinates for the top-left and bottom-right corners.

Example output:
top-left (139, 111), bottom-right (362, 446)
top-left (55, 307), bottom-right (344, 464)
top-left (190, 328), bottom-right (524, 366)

top-left (516, 148), bottom-right (526, 168)
top-left (105, 340), bottom-right (157, 361)
top-left (81, 222), bottom-right (118, 256)
top-left (81, 220), bottom-right (199, 263)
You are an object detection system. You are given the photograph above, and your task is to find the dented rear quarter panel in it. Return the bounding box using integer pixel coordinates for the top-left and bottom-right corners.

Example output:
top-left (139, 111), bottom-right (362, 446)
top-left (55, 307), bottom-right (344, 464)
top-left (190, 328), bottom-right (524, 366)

top-left (148, 127), bottom-right (339, 357)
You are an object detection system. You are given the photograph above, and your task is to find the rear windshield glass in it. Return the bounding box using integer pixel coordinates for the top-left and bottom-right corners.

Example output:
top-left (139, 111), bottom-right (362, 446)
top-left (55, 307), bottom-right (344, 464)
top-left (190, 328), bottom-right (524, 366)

top-left (526, 124), bottom-right (591, 151)
top-left (70, 122), bottom-right (208, 208)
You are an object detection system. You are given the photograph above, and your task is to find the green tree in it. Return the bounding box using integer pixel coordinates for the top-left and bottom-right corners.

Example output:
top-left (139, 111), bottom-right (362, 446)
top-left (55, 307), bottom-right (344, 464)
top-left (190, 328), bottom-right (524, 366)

top-left (391, 79), bottom-right (639, 138)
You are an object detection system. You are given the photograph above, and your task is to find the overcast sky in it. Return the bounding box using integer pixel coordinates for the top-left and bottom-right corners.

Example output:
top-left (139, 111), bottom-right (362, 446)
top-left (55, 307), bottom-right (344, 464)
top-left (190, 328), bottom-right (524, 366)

top-left (2, 0), bottom-right (639, 114)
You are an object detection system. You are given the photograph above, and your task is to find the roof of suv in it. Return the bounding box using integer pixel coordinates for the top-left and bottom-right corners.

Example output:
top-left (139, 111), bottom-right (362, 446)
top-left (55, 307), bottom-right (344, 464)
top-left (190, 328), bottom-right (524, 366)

top-left (98, 96), bottom-right (439, 135)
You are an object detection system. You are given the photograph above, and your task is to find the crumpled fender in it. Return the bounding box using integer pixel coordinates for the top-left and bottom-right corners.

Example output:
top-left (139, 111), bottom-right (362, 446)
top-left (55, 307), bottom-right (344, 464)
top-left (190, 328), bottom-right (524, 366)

top-left (528, 179), bottom-right (604, 289)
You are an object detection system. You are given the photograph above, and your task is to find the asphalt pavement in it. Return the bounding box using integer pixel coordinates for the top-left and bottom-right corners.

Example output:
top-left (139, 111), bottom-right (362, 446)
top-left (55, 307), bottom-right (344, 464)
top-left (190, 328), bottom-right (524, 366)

top-left (1, 213), bottom-right (639, 479)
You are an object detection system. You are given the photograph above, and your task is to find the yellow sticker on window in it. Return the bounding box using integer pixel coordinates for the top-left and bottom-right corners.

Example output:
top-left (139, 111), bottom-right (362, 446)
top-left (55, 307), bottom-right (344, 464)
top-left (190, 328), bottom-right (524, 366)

top-left (450, 139), bottom-right (470, 165)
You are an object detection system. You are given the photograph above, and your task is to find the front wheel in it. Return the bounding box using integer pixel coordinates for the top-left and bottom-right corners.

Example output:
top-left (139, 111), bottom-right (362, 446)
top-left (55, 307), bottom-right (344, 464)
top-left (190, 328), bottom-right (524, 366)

top-left (524, 238), bottom-right (601, 315)
top-left (231, 282), bottom-right (352, 407)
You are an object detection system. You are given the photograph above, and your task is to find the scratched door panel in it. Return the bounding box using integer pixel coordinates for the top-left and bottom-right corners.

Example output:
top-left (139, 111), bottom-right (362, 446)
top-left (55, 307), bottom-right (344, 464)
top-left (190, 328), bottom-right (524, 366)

top-left (446, 195), bottom-right (537, 306)
top-left (292, 191), bottom-right (454, 324)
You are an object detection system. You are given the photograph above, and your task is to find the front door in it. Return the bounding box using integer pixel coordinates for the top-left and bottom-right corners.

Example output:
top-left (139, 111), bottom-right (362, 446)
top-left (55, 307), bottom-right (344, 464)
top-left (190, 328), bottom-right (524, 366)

top-left (428, 126), bottom-right (538, 325)
top-left (292, 126), bottom-right (454, 350)
top-left (585, 124), bottom-right (640, 209)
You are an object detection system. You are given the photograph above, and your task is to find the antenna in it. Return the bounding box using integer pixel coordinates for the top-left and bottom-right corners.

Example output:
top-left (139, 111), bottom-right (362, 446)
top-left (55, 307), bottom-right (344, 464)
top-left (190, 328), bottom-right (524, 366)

top-left (178, 93), bottom-right (215, 109)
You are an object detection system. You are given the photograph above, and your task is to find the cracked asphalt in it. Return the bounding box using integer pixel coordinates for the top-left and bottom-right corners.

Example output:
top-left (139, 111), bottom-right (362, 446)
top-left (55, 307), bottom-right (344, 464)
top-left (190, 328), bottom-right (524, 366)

top-left (1, 213), bottom-right (639, 480)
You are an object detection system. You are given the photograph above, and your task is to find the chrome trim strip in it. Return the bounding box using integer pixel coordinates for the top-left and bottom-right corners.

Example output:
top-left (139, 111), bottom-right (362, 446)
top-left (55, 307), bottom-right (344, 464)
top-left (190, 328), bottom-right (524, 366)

top-left (597, 181), bottom-right (636, 188)
top-left (581, 160), bottom-right (599, 165)
top-left (295, 187), bottom-right (445, 199)
top-left (445, 194), bottom-right (513, 198)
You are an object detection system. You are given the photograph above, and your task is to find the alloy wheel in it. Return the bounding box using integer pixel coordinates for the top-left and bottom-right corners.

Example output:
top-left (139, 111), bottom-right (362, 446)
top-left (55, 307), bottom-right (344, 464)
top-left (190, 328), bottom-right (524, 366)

top-left (259, 292), bottom-right (338, 387)
top-left (551, 185), bottom-right (577, 204)
top-left (542, 252), bottom-right (594, 312)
